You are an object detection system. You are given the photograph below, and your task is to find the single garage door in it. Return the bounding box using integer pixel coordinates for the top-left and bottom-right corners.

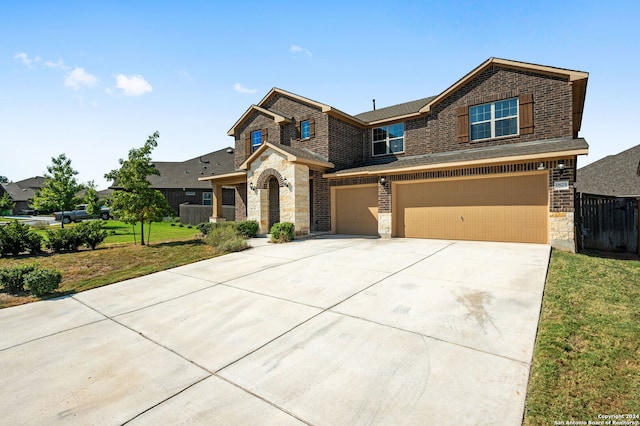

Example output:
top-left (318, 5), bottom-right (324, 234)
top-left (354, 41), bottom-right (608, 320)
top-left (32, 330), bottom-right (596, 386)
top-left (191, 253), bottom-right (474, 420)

top-left (395, 173), bottom-right (548, 243)
top-left (334, 185), bottom-right (378, 235)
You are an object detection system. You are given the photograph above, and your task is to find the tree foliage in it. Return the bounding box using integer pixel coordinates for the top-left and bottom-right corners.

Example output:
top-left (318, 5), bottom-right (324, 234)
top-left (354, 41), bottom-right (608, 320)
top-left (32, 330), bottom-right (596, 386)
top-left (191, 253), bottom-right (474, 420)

top-left (104, 131), bottom-right (171, 245)
top-left (0, 193), bottom-right (15, 212)
top-left (0, 175), bottom-right (8, 184)
top-left (83, 181), bottom-right (102, 217)
top-left (32, 154), bottom-right (81, 213)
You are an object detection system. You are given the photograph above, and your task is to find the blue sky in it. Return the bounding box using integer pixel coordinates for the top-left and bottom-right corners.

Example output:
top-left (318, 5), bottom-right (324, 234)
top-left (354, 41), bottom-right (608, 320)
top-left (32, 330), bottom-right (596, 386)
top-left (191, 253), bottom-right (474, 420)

top-left (1, 0), bottom-right (638, 189)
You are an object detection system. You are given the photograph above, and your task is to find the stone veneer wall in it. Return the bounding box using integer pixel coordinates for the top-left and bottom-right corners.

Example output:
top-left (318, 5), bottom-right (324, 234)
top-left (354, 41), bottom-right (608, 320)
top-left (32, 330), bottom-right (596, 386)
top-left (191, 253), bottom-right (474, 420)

top-left (247, 150), bottom-right (310, 235)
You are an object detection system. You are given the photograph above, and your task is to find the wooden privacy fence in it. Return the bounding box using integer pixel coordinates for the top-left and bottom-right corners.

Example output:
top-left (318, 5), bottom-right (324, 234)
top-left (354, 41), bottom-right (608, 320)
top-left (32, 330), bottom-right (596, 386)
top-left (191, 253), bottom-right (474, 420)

top-left (575, 193), bottom-right (639, 254)
top-left (178, 204), bottom-right (235, 225)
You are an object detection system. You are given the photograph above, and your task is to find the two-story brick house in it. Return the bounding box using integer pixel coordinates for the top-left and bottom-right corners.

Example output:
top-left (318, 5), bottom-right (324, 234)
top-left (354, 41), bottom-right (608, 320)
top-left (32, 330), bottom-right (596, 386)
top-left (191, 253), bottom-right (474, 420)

top-left (201, 58), bottom-right (589, 251)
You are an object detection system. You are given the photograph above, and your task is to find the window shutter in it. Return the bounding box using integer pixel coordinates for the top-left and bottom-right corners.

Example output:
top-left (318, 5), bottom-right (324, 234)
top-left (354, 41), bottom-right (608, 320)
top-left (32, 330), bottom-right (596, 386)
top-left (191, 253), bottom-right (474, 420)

top-left (244, 133), bottom-right (251, 156)
top-left (296, 121), bottom-right (301, 140)
top-left (457, 106), bottom-right (469, 143)
top-left (262, 128), bottom-right (268, 144)
top-left (519, 94), bottom-right (534, 135)
top-left (309, 118), bottom-right (315, 138)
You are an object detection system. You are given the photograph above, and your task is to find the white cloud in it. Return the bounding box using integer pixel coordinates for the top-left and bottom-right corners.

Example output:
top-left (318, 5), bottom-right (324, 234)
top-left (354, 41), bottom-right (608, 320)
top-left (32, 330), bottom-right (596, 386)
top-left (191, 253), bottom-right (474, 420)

top-left (114, 74), bottom-right (153, 96)
top-left (64, 67), bottom-right (98, 89)
top-left (290, 44), bottom-right (312, 56)
top-left (233, 83), bottom-right (257, 94)
top-left (44, 59), bottom-right (69, 70)
top-left (14, 52), bottom-right (40, 67)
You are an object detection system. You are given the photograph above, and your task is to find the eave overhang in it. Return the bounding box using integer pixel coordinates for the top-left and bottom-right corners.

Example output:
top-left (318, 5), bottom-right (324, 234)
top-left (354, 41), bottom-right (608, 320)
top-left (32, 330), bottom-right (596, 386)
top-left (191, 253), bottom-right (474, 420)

top-left (239, 142), bottom-right (334, 171)
top-left (198, 171), bottom-right (247, 185)
top-left (227, 105), bottom-right (292, 137)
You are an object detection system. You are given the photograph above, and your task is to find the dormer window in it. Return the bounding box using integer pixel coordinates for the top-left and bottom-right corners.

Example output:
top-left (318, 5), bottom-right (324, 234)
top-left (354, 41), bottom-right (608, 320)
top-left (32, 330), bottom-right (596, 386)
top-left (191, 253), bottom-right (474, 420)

top-left (372, 123), bottom-right (404, 156)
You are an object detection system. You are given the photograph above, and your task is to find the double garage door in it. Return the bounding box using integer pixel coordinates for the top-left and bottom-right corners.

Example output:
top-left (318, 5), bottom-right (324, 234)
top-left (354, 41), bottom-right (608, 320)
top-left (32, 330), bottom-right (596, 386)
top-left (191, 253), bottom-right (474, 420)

top-left (334, 173), bottom-right (549, 244)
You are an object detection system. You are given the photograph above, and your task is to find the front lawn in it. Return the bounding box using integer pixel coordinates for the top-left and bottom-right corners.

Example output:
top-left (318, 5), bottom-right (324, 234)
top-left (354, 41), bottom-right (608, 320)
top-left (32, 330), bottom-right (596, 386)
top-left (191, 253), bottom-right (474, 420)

top-left (524, 250), bottom-right (640, 424)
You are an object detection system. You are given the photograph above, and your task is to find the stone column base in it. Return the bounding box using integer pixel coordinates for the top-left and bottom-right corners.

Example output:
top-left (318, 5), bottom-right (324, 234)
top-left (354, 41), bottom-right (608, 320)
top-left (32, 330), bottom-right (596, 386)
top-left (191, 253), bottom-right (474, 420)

top-left (209, 217), bottom-right (227, 223)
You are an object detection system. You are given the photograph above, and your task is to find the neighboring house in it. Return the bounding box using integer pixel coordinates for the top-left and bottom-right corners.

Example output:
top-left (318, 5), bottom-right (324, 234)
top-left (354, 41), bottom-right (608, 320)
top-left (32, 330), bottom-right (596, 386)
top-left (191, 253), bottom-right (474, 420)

top-left (200, 57), bottom-right (590, 252)
top-left (149, 148), bottom-right (236, 220)
top-left (574, 144), bottom-right (640, 254)
top-left (575, 144), bottom-right (640, 197)
top-left (0, 176), bottom-right (46, 214)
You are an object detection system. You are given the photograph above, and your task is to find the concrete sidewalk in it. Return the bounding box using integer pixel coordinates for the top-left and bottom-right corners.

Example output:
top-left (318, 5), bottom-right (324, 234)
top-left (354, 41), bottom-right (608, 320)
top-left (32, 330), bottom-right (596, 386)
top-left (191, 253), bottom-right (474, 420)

top-left (0, 236), bottom-right (550, 425)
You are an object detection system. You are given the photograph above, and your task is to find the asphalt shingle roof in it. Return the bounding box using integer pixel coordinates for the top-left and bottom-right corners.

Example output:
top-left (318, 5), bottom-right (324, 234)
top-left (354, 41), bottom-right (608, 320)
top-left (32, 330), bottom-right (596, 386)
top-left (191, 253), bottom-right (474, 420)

top-left (354, 96), bottom-right (437, 123)
top-left (332, 137), bottom-right (589, 175)
top-left (575, 144), bottom-right (640, 197)
top-left (149, 148), bottom-right (236, 189)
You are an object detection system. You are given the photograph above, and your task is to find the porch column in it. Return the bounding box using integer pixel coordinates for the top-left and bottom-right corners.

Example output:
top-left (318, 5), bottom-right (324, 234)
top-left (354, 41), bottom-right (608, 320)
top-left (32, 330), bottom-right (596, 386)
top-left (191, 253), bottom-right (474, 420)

top-left (210, 184), bottom-right (226, 222)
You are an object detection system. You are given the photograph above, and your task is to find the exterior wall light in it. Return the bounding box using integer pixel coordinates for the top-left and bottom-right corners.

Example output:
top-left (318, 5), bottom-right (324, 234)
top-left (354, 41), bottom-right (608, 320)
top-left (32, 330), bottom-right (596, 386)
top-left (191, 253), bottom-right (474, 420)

top-left (249, 182), bottom-right (255, 191)
top-left (537, 163), bottom-right (545, 170)
top-left (380, 176), bottom-right (386, 184)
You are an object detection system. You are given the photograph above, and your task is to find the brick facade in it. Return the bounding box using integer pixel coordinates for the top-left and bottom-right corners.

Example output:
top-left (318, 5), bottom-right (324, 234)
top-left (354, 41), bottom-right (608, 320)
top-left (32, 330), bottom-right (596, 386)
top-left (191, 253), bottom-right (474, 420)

top-left (219, 59), bottom-right (587, 250)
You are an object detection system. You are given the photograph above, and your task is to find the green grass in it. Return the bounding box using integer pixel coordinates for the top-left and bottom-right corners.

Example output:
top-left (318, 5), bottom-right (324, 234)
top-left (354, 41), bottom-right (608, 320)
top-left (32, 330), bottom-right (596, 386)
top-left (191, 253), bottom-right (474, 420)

top-left (36, 220), bottom-right (199, 245)
top-left (0, 239), bottom-right (218, 309)
top-left (524, 250), bottom-right (640, 425)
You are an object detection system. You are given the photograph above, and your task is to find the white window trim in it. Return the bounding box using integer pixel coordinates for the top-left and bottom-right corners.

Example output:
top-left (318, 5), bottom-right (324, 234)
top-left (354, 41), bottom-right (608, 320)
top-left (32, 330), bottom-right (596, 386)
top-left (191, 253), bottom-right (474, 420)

top-left (470, 98), bottom-right (519, 142)
top-left (371, 123), bottom-right (405, 157)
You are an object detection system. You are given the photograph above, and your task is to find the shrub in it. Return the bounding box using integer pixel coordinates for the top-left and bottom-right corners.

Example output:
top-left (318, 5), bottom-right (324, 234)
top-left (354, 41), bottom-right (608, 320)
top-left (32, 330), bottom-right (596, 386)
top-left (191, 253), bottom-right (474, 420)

top-left (46, 228), bottom-right (81, 253)
top-left (0, 263), bottom-right (38, 293)
top-left (196, 221), bottom-right (240, 237)
top-left (30, 221), bottom-right (49, 231)
top-left (23, 268), bottom-right (62, 296)
top-left (75, 221), bottom-right (108, 250)
top-left (205, 225), bottom-right (247, 253)
top-left (237, 220), bottom-right (259, 238)
top-left (0, 220), bottom-right (39, 256)
top-left (270, 222), bottom-right (294, 243)
top-left (25, 233), bottom-right (43, 255)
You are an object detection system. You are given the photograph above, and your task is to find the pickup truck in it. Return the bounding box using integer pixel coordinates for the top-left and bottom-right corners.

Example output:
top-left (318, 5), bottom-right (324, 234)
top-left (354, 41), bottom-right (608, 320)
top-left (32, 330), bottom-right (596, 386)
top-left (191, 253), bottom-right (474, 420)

top-left (53, 204), bottom-right (111, 224)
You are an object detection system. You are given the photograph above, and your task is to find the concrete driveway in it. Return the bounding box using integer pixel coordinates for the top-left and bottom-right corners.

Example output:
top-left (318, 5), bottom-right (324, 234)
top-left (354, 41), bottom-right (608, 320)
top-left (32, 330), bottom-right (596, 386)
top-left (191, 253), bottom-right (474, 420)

top-left (0, 236), bottom-right (550, 425)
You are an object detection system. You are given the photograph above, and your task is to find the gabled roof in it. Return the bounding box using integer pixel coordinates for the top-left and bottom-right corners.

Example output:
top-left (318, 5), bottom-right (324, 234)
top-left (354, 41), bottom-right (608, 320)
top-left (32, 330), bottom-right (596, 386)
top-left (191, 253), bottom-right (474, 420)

top-left (324, 137), bottom-right (588, 178)
top-left (227, 88), bottom-right (366, 137)
top-left (1, 182), bottom-right (36, 202)
top-left (14, 176), bottom-right (46, 189)
top-left (149, 147), bottom-right (236, 189)
top-left (239, 142), bottom-right (334, 170)
top-left (575, 144), bottom-right (640, 197)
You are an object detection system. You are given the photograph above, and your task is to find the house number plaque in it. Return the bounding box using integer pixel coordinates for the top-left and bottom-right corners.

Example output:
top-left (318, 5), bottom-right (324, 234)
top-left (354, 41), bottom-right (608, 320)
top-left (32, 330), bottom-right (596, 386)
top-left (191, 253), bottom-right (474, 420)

top-left (553, 180), bottom-right (570, 191)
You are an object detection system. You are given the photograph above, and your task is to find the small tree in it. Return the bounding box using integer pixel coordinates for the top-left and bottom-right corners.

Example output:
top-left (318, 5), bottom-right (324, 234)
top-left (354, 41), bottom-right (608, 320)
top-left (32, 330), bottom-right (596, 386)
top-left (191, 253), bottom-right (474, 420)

top-left (83, 181), bottom-right (102, 217)
top-left (32, 154), bottom-right (81, 226)
top-left (0, 193), bottom-right (15, 214)
top-left (104, 132), bottom-right (171, 245)
top-left (0, 176), bottom-right (8, 184)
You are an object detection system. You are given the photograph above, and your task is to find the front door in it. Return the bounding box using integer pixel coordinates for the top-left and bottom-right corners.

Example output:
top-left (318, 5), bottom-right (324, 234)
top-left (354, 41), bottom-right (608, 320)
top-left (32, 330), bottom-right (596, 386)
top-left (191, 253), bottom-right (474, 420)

top-left (268, 176), bottom-right (280, 229)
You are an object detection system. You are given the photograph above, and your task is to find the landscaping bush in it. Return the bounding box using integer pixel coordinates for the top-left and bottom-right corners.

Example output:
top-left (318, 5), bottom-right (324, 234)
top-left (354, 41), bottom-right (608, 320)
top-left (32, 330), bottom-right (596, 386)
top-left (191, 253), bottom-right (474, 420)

top-left (236, 220), bottom-right (259, 238)
top-left (46, 228), bottom-right (81, 253)
top-left (0, 220), bottom-right (43, 256)
top-left (204, 225), bottom-right (247, 253)
top-left (0, 263), bottom-right (38, 293)
top-left (270, 222), bottom-right (294, 243)
top-left (75, 221), bottom-right (108, 250)
top-left (196, 221), bottom-right (239, 237)
top-left (23, 268), bottom-right (62, 296)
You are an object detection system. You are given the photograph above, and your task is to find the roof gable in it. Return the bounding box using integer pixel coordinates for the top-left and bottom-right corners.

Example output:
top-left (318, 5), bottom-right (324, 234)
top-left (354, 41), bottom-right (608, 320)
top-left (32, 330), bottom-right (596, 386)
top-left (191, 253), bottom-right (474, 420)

top-left (239, 142), bottom-right (334, 171)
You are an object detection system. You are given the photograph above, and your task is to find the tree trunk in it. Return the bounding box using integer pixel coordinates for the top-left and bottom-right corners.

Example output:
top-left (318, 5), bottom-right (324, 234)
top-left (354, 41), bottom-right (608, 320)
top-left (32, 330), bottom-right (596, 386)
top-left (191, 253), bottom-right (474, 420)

top-left (140, 221), bottom-right (145, 245)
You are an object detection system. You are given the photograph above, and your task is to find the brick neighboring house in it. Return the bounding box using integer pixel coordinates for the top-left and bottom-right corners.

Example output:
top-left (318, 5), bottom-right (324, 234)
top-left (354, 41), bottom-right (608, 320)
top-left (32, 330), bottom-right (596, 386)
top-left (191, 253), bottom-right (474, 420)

top-left (149, 148), bottom-right (236, 219)
top-left (200, 57), bottom-right (590, 252)
top-left (0, 176), bottom-right (46, 214)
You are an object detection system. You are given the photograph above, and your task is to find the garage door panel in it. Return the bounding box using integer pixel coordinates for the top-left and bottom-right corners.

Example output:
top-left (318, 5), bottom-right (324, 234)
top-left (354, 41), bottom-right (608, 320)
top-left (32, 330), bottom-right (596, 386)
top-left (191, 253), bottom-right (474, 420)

top-left (335, 186), bottom-right (378, 236)
top-left (395, 174), bottom-right (548, 244)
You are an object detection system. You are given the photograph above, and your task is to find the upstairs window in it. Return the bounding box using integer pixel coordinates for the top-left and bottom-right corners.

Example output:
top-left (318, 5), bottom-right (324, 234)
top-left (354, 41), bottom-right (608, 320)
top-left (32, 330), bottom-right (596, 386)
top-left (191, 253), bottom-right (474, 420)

top-left (372, 123), bottom-right (404, 156)
top-left (251, 130), bottom-right (263, 152)
top-left (301, 120), bottom-right (310, 139)
top-left (470, 98), bottom-right (518, 141)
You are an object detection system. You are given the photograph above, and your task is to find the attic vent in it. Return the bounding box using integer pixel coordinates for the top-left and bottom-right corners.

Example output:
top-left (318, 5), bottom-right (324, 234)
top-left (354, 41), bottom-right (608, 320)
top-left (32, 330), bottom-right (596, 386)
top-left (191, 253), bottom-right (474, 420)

top-left (372, 99), bottom-right (376, 111)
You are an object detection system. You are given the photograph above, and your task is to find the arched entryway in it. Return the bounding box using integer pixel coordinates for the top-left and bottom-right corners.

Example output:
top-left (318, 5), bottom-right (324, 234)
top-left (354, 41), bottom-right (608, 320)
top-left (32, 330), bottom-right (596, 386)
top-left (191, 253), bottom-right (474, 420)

top-left (268, 176), bottom-right (280, 229)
